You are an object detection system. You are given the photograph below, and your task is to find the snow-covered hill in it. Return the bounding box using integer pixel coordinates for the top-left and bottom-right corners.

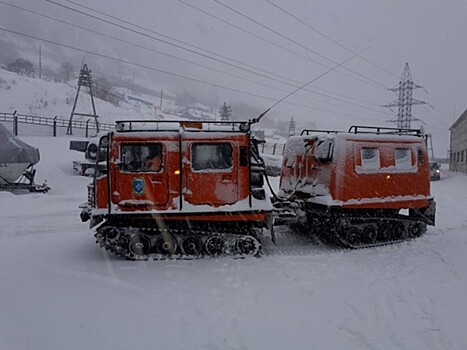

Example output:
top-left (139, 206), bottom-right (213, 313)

top-left (0, 133), bottom-right (466, 350)
top-left (0, 69), bottom-right (176, 123)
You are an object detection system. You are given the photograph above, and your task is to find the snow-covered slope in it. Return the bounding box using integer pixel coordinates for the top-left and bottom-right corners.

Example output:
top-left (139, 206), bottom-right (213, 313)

top-left (0, 69), bottom-right (167, 123)
top-left (0, 136), bottom-right (466, 350)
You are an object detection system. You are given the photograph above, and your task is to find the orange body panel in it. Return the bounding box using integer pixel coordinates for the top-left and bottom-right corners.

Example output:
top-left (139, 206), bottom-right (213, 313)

top-left (90, 128), bottom-right (270, 222)
top-left (331, 138), bottom-right (430, 209)
top-left (280, 132), bottom-right (432, 210)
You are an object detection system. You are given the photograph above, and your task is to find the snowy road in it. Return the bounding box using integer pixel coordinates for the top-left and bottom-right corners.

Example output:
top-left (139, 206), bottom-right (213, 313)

top-left (1, 137), bottom-right (467, 350)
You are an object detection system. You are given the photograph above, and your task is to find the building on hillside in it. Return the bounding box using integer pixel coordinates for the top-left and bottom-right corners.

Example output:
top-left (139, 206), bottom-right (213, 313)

top-left (449, 108), bottom-right (467, 173)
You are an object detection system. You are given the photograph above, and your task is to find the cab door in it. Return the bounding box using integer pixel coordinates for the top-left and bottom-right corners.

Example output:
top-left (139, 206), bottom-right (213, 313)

top-left (183, 141), bottom-right (239, 206)
top-left (112, 142), bottom-right (169, 209)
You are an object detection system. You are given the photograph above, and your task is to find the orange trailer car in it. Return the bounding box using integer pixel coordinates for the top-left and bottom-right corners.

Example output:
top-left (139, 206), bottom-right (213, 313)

top-left (277, 126), bottom-right (436, 248)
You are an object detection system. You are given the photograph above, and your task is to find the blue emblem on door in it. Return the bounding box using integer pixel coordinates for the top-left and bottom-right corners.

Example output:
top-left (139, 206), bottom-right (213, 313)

top-left (133, 178), bottom-right (145, 195)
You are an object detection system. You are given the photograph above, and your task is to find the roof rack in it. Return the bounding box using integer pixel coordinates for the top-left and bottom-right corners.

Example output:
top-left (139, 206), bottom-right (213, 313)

top-left (115, 120), bottom-right (250, 133)
top-left (347, 125), bottom-right (423, 136)
top-left (300, 129), bottom-right (342, 136)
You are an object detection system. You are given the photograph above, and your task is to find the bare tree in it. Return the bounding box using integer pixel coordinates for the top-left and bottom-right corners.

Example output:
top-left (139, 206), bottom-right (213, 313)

top-left (7, 58), bottom-right (34, 76)
top-left (59, 61), bottom-right (74, 82)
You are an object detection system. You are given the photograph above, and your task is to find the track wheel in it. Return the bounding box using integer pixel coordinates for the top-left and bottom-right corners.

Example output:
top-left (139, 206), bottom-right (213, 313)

top-left (378, 222), bottom-right (393, 242)
top-left (344, 227), bottom-right (361, 246)
top-left (204, 236), bottom-right (225, 256)
top-left (236, 236), bottom-right (260, 256)
top-left (393, 222), bottom-right (405, 240)
top-left (154, 233), bottom-right (178, 255)
top-left (99, 226), bottom-right (120, 240)
top-left (363, 224), bottom-right (378, 244)
top-left (128, 234), bottom-right (152, 257)
top-left (407, 222), bottom-right (426, 238)
top-left (181, 236), bottom-right (203, 256)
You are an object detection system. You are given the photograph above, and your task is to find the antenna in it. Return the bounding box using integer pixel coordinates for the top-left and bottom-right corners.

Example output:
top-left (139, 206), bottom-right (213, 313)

top-left (249, 48), bottom-right (368, 125)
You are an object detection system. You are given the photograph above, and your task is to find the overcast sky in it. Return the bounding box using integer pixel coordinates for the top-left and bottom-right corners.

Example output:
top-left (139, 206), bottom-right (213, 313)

top-left (1, 0), bottom-right (466, 157)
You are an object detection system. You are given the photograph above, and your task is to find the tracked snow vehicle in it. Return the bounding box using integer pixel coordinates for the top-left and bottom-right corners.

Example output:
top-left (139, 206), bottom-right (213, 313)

top-left (80, 120), bottom-right (273, 260)
top-left (276, 126), bottom-right (436, 248)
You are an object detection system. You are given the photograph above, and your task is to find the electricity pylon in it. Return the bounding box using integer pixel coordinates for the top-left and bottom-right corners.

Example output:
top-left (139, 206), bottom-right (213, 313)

top-left (383, 63), bottom-right (427, 129)
top-left (289, 117), bottom-right (296, 136)
top-left (219, 102), bottom-right (232, 122)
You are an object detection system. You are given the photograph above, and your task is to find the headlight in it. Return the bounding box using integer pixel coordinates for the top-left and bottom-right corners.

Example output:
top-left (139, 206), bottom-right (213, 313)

top-left (436, 169), bottom-right (440, 173)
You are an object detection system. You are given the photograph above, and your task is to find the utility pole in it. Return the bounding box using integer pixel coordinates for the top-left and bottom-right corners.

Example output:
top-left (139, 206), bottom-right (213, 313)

top-left (160, 89), bottom-right (163, 110)
top-left (219, 102), bottom-right (232, 122)
top-left (426, 133), bottom-right (435, 160)
top-left (67, 63), bottom-right (99, 135)
top-left (383, 63), bottom-right (427, 129)
top-left (38, 45), bottom-right (42, 79)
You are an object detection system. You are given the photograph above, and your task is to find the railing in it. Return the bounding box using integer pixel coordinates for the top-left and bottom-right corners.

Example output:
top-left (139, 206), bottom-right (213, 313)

top-left (0, 111), bottom-right (114, 137)
top-left (261, 142), bottom-right (285, 156)
top-left (0, 111), bottom-right (288, 155)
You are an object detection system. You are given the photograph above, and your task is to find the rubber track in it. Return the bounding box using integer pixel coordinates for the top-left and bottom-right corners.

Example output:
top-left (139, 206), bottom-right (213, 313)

top-left (94, 226), bottom-right (262, 260)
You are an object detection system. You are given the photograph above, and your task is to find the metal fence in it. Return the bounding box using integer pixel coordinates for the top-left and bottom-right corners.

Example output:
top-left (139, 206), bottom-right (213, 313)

top-left (260, 142), bottom-right (285, 156)
top-left (0, 111), bottom-right (114, 137)
top-left (0, 112), bottom-right (287, 155)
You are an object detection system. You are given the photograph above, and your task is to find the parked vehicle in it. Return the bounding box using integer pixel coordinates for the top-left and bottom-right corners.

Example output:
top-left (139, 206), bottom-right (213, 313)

top-left (70, 138), bottom-right (106, 176)
top-left (429, 162), bottom-right (441, 181)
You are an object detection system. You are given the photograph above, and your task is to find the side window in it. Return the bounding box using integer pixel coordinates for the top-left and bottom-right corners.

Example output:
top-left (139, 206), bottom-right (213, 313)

top-left (120, 143), bottom-right (163, 172)
top-left (395, 148), bottom-right (412, 169)
top-left (192, 143), bottom-right (232, 171)
top-left (314, 139), bottom-right (334, 162)
top-left (361, 147), bottom-right (380, 170)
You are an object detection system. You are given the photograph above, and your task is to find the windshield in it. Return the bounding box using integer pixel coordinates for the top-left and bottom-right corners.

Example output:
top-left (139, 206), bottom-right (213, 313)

top-left (120, 143), bottom-right (163, 172)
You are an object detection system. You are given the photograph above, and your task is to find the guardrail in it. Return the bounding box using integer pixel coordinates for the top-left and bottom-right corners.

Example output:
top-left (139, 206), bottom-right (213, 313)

top-left (0, 111), bottom-right (114, 137)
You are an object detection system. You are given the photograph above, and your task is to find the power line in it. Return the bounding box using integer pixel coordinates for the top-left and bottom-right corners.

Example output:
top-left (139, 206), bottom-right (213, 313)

top-left (176, 0), bottom-right (342, 73)
top-left (262, 0), bottom-right (456, 119)
top-left (0, 1), bottom-right (392, 118)
top-left (253, 49), bottom-right (365, 124)
top-left (37, 0), bottom-right (393, 117)
top-left (0, 25), bottom-right (383, 120)
top-left (55, 0), bottom-right (455, 123)
top-left (0, 1), bottom-right (288, 93)
top-left (172, 0), bottom-right (393, 115)
top-left (212, 0), bottom-right (388, 89)
top-left (262, 0), bottom-right (400, 79)
top-left (45, 0), bottom-right (301, 85)
top-left (52, 0), bottom-right (388, 92)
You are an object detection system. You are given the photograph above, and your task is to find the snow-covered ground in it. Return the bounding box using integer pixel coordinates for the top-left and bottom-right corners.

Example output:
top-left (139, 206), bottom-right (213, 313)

top-left (1, 136), bottom-right (466, 350)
